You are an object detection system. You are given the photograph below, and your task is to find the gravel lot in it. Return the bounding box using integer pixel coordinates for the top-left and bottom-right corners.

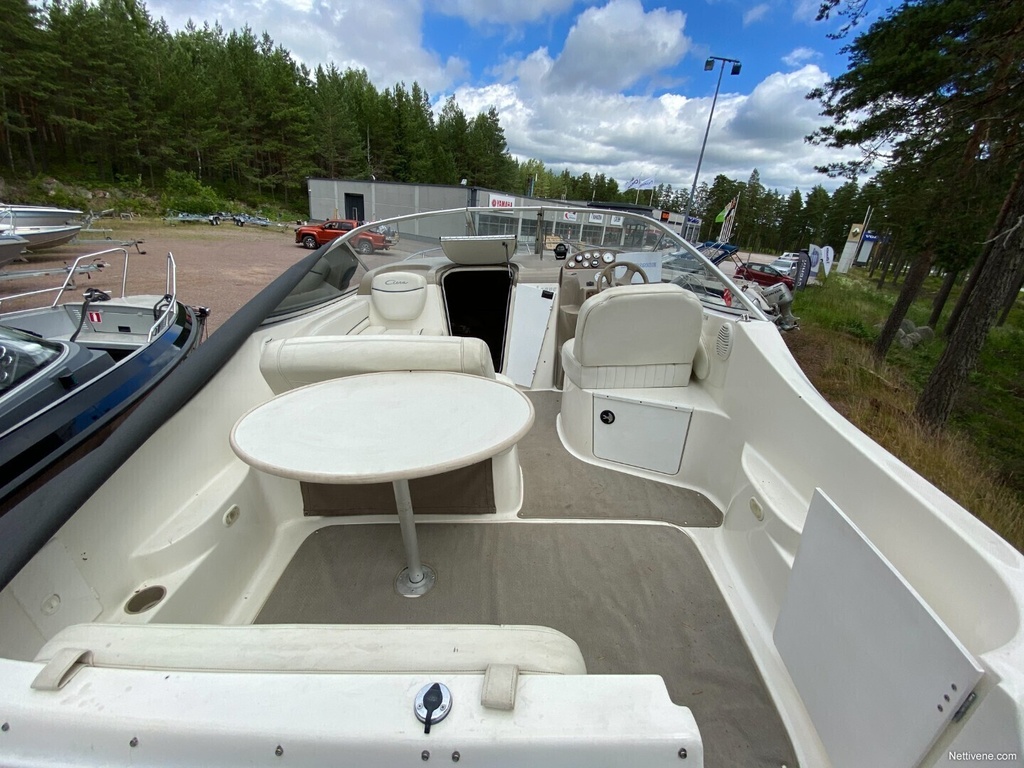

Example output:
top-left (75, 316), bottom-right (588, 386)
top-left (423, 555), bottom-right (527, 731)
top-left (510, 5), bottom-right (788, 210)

top-left (1, 217), bottom-right (304, 335)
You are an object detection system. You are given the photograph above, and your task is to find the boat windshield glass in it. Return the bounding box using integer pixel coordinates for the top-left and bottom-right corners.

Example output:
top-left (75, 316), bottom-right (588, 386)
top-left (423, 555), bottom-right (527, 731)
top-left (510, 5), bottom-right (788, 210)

top-left (0, 326), bottom-right (64, 394)
top-left (267, 206), bottom-right (761, 321)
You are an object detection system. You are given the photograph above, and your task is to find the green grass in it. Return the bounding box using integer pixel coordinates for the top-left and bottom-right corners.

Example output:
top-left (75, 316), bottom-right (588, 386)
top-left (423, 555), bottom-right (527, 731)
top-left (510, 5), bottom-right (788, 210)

top-left (788, 271), bottom-right (1024, 551)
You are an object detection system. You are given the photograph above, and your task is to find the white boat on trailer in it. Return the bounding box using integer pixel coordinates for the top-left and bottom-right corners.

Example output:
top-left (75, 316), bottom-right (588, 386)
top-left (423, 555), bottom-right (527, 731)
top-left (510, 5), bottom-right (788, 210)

top-left (0, 204), bottom-right (83, 228)
top-left (0, 223), bottom-right (82, 251)
top-left (0, 205), bottom-right (1021, 767)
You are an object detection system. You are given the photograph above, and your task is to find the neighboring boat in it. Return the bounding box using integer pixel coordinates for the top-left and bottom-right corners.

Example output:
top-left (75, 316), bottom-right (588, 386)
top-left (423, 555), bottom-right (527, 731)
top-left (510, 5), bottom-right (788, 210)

top-left (0, 206), bottom-right (1021, 767)
top-left (0, 223), bottom-right (82, 251)
top-left (0, 248), bottom-right (206, 511)
top-left (0, 204), bottom-right (83, 227)
top-left (0, 234), bottom-right (29, 268)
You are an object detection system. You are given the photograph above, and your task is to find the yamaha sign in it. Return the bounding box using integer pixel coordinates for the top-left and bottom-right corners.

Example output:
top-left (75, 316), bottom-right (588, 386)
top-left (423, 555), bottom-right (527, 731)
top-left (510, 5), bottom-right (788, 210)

top-left (489, 193), bottom-right (515, 209)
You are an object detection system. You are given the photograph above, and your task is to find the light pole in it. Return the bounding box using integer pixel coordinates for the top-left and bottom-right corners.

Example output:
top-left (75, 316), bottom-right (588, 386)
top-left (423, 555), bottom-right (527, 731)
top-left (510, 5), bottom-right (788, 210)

top-left (683, 56), bottom-right (741, 241)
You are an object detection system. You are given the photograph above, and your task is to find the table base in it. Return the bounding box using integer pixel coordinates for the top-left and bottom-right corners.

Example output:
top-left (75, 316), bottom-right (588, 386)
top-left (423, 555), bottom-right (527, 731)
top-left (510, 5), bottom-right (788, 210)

top-left (395, 564), bottom-right (437, 597)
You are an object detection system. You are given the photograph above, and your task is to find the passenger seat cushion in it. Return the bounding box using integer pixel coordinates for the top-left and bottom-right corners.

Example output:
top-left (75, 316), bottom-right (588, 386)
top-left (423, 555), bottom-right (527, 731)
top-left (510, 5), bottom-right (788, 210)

top-left (35, 623), bottom-right (588, 675)
top-left (573, 283), bottom-right (703, 368)
top-left (260, 334), bottom-right (496, 393)
top-left (562, 284), bottom-right (704, 388)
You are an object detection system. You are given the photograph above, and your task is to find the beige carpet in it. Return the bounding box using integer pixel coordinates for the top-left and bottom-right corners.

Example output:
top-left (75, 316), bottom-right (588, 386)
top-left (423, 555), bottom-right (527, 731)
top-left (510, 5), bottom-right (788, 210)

top-left (517, 390), bottom-right (723, 526)
top-left (257, 523), bottom-right (796, 768)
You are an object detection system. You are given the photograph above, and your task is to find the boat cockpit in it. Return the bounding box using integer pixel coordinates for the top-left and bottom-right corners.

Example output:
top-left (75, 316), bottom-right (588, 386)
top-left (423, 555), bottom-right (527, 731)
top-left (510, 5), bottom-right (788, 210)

top-left (1, 206), bottom-right (1022, 767)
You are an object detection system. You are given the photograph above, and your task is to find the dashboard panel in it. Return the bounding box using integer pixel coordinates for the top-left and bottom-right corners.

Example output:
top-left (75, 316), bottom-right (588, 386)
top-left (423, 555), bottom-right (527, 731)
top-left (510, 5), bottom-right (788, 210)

top-left (563, 249), bottom-right (618, 271)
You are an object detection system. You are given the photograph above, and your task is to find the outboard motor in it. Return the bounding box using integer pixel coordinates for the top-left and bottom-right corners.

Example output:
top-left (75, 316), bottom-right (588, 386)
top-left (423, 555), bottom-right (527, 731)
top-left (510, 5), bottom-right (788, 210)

top-left (759, 283), bottom-right (799, 331)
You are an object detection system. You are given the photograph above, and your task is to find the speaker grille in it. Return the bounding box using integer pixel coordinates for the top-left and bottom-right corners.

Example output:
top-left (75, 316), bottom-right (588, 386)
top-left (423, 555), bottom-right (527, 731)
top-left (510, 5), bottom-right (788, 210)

top-left (715, 324), bottom-right (733, 359)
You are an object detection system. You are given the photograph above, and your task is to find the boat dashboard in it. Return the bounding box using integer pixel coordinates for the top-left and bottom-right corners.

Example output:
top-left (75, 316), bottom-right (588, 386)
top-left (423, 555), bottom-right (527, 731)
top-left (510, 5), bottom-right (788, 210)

top-left (562, 248), bottom-right (619, 271)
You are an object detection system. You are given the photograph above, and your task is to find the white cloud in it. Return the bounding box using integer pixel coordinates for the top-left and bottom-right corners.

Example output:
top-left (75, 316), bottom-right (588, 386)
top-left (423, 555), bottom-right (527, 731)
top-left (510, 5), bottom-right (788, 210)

top-left (482, 0), bottom-right (692, 97)
top-left (546, 0), bottom-right (691, 93)
top-left (455, 62), bottom-right (854, 193)
top-left (782, 46), bottom-right (820, 67)
top-left (743, 3), bottom-right (770, 26)
top-left (792, 0), bottom-right (821, 23)
top-left (146, 0), bottom-right (462, 94)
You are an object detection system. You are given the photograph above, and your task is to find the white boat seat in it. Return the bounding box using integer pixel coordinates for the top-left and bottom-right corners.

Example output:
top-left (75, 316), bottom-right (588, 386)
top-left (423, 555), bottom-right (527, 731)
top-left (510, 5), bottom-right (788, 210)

top-left (359, 271), bottom-right (442, 335)
top-left (260, 334), bottom-right (496, 394)
top-left (361, 326), bottom-right (444, 336)
top-left (561, 283), bottom-right (704, 389)
top-left (32, 624), bottom-right (586, 689)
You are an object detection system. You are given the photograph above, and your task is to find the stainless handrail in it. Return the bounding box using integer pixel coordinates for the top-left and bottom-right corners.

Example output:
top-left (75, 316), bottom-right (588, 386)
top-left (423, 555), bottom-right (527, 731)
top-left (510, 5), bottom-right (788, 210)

top-left (0, 248), bottom-right (181, 342)
top-left (146, 252), bottom-right (178, 343)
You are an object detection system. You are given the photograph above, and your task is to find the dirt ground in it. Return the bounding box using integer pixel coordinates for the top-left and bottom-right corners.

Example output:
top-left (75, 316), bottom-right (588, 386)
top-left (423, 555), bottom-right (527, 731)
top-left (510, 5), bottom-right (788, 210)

top-left (1, 217), bottom-right (305, 335)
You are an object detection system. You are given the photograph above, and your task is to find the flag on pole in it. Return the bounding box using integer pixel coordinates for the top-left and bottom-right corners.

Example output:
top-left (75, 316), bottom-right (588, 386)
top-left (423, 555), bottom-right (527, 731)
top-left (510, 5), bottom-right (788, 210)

top-left (637, 177), bottom-right (656, 190)
top-left (624, 177), bottom-right (641, 191)
top-left (712, 196), bottom-right (737, 224)
top-left (718, 197), bottom-right (738, 242)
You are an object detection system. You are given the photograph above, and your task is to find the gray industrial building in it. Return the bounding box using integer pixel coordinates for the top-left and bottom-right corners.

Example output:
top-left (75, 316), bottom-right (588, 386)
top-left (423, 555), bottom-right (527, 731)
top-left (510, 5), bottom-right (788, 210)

top-left (306, 178), bottom-right (699, 247)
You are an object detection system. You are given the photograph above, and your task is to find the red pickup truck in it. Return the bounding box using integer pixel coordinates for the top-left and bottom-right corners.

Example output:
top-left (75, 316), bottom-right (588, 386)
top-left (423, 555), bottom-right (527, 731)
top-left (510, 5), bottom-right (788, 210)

top-left (294, 220), bottom-right (389, 253)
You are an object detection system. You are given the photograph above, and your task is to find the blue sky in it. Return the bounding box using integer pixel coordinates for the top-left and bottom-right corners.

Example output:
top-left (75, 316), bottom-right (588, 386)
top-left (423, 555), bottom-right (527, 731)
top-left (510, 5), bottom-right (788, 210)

top-left (145, 0), bottom-right (863, 194)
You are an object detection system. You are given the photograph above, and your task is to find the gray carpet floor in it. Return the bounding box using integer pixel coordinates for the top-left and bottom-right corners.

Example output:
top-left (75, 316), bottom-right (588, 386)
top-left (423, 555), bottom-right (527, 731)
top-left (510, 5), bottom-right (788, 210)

top-left (257, 523), bottom-right (797, 767)
top-left (517, 390), bottom-right (723, 526)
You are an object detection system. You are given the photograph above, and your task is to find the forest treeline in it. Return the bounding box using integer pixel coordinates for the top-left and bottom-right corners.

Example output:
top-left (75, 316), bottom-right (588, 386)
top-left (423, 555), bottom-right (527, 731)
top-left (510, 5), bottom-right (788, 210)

top-left (4, 0), bottom-right (883, 254)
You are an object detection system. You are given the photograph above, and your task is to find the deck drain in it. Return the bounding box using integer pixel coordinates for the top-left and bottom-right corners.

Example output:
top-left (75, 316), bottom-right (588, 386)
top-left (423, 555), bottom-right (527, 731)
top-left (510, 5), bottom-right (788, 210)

top-left (124, 585), bottom-right (166, 615)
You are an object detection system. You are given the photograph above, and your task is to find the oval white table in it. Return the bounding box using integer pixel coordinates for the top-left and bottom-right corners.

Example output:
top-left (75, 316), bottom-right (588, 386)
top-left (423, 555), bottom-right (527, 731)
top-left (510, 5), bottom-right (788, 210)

top-left (230, 370), bottom-right (535, 596)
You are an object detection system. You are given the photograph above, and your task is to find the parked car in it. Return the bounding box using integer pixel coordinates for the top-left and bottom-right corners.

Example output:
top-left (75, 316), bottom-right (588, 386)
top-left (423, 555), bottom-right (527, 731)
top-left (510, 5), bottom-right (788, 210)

top-left (770, 255), bottom-right (799, 276)
top-left (733, 261), bottom-right (795, 290)
top-left (294, 220), bottom-right (389, 253)
top-left (370, 223), bottom-right (399, 246)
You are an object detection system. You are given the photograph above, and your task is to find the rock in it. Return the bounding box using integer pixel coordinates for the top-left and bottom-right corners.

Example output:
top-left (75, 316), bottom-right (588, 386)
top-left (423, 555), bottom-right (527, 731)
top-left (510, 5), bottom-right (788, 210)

top-left (899, 334), bottom-right (916, 349)
top-left (916, 326), bottom-right (935, 342)
top-left (900, 318), bottom-right (917, 334)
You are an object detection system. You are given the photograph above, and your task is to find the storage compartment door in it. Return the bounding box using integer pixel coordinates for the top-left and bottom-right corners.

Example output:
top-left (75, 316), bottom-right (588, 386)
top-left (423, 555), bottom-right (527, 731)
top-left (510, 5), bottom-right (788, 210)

top-left (592, 393), bottom-right (690, 475)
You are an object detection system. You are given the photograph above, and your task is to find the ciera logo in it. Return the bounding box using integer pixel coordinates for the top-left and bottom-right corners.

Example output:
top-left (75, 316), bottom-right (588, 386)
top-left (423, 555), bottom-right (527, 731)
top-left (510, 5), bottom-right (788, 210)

top-left (384, 279), bottom-right (409, 285)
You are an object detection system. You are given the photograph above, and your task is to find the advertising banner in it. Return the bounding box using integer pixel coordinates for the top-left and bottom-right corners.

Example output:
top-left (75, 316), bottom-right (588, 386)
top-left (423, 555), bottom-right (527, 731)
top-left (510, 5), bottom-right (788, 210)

top-left (489, 193), bottom-right (515, 209)
top-left (794, 249), bottom-right (812, 290)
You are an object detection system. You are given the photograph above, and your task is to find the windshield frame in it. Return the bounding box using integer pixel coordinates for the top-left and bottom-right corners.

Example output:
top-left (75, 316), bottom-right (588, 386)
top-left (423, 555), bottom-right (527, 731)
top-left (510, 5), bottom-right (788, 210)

top-left (0, 325), bottom-right (69, 399)
top-left (268, 205), bottom-right (767, 322)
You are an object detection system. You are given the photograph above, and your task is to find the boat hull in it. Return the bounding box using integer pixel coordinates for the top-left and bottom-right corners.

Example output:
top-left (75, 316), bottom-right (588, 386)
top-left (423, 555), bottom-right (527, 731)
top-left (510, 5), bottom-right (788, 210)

top-left (0, 302), bottom-right (203, 512)
top-left (0, 235), bottom-right (29, 268)
top-left (0, 224), bottom-right (82, 251)
top-left (0, 205), bottom-right (83, 228)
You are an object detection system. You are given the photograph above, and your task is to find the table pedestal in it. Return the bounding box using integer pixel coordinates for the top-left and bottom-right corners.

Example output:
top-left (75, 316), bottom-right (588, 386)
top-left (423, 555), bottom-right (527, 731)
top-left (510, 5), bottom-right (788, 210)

top-left (392, 479), bottom-right (436, 597)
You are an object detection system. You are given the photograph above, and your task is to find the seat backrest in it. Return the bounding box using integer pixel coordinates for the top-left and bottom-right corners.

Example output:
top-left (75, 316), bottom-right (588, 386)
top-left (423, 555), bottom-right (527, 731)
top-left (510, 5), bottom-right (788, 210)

top-left (260, 334), bottom-right (495, 394)
top-left (370, 271), bottom-right (427, 321)
top-left (564, 283), bottom-right (704, 388)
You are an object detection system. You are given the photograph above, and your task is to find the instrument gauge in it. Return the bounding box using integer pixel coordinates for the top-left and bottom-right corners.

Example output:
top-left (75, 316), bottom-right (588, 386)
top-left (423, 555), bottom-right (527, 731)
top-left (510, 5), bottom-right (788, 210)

top-left (602, 252), bottom-right (615, 263)
top-left (591, 259), bottom-right (600, 267)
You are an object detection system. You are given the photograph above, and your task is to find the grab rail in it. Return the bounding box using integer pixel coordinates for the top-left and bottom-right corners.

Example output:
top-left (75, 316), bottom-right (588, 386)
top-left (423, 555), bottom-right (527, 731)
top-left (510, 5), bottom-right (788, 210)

top-left (0, 249), bottom-right (179, 344)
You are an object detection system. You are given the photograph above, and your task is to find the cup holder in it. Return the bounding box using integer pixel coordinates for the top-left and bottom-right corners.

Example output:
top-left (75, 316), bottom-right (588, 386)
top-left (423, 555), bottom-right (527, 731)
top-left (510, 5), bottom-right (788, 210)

top-left (124, 585), bottom-right (166, 615)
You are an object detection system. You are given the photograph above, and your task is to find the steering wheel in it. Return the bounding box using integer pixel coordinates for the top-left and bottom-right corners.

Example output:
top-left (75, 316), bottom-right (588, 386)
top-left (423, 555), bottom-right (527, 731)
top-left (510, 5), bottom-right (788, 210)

top-left (595, 261), bottom-right (649, 292)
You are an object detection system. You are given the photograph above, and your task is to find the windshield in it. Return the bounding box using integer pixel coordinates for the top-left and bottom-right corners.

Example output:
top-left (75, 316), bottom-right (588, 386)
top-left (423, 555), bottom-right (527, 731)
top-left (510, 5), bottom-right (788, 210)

top-left (268, 206), bottom-right (763, 321)
top-left (0, 326), bottom-right (64, 394)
